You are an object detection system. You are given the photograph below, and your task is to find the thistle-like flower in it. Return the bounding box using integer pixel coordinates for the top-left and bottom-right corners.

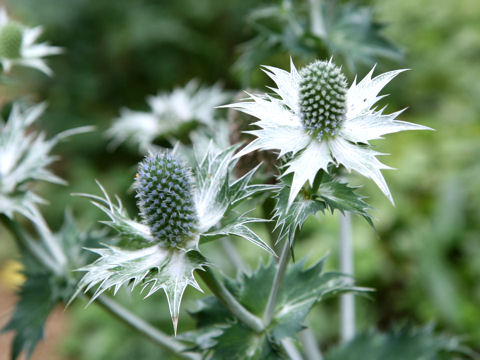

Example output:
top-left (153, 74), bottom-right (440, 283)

top-left (74, 146), bottom-right (275, 333)
top-left (0, 8), bottom-right (62, 75)
top-left (107, 81), bottom-right (229, 152)
top-left (0, 102), bottom-right (91, 223)
top-left (225, 59), bottom-right (431, 206)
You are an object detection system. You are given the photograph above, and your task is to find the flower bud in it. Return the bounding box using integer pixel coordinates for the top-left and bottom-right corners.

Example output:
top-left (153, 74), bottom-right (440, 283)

top-left (135, 153), bottom-right (197, 247)
top-left (299, 60), bottom-right (347, 140)
top-left (0, 22), bottom-right (23, 59)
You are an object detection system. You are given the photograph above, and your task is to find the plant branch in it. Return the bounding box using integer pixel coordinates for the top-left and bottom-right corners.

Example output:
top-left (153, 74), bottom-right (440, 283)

top-left (309, 0), bottom-right (327, 38)
top-left (198, 267), bottom-right (264, 333)
top-left (263, 239), bottom-right (290, 326)
top-left (301, 327), bottom-right (323, 360)
top-left (94, 295), bottom-right (200, 360)
top-left (282, 338), bottom-right (304, 360)
top-left (339, 212), bottom-right (355, 342)
top-left (0, 214), bottom-right (62, 275)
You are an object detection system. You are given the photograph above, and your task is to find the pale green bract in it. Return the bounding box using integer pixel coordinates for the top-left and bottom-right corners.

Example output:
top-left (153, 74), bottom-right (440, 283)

top-left (0, 102), bottom-right (91, 224)
top-left (0, 8), bottom-right (62, 75)
top-left (73, 144), bottom-right (275, 333)
top-left (107, 80), bottom-right (229, 152)
top-left (225, 59), bottom-right (431, 206)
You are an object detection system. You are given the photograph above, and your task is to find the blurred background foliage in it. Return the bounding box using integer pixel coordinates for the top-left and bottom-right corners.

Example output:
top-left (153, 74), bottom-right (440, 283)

top-left (0, 0), bottom-right (479, 358)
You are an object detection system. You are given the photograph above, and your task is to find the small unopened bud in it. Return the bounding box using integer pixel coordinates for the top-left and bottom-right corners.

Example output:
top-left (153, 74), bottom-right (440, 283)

top-left (0, 22), bottom-right (23, 59)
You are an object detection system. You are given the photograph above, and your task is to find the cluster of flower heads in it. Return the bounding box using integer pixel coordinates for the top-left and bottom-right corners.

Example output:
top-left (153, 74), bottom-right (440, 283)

top-left (0, 8), bottom-right (61, 75)
top-left (299, 60), bottom-right (347, 140)
top-left (135, 153), bottom-right (198, 247)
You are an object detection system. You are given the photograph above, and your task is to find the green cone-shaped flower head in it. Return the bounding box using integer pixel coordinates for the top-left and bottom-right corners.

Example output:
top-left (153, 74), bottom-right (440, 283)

top-left (135, 153), bottom-right (198, 247)
top-left (0, 22), bottom-right (23, 59)
top-left (299, 60), bottom-right (347, 140)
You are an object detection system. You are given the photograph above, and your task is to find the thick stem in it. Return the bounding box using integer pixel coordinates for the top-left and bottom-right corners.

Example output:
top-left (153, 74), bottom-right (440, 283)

top-left (32, 211), bottom-right (68, 269)
top-left (339, 212), bottom-right (355, 342)
top-left (0, 214), bottom-right (62, 275)
top-left (282, 338), bottom-right (304, 360)
top-left (198, 267), bottom-right (264, 333)
top-left (300, 328), bottom-right (323, 360)
top-left (94, 295), bottom-right (200, 360)
top-left (263, 239), bottom-right (290, 326)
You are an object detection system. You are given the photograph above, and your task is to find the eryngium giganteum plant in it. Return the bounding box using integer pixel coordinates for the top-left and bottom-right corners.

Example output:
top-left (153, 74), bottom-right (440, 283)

top-left (225, 59), bottom-right (431, 206)
top-left (73, 146), bottom-right (276, 333)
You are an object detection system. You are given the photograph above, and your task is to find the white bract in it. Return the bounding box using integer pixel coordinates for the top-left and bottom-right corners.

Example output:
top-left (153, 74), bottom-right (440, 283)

top-left (73, 145), bottom-right (275, 333)
top-left (0, 103), bottom-right (91, 222)
top-left (225, 59), bottom-right (431, 206)
top-left (108, 81), bottom-right (229, 152)
top-left (0, 8), bottom-right (62, 75)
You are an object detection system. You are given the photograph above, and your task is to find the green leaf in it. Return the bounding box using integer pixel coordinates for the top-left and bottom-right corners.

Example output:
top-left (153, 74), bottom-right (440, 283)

top-left (186, 255), bottom-right (365, 356)
top-left (325, 325), bottom-right (475, 360)
top-left (2, 274), bottom-right (59, 360)
top-left (274, 175), bottom-right (373, 245)
top-left (272, 256), bottom-right (367, 342)
top-left (317, 176), bottom-right (373, 226)
top-left (273, 183), bottom-right (326, 245)
top-left (73, 244), bottom-right (207, 334)
top-left (208, 322), bottom-right (284, 360)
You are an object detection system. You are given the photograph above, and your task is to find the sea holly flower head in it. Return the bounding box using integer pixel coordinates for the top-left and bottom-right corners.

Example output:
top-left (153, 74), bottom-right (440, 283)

top-left (135, 153), bottom-right (198, 247)
top-left (299, 60), bottom-right (348, 140)
top-left (107, 81), bottom-right (229, 152)
top-left (73, 145), bottom-right (275, 333)
top-left (225, 58), bottom-right (431, 206)
top-left (0, 8), bottom-right (62, 75)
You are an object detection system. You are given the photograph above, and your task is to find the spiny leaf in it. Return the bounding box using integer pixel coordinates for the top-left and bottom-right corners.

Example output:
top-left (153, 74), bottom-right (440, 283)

top-left (1, 274), bottom-right (58, 360)
top-left (185, 254), bottom-right (366, 355)
top-left (317, 176), bottom-right (373, 227)
top-left (325, 324), bottom-right (475, 360)
top-left (274, 175), bottom-right (373, 245)
top-left (72, 244), bottom-right (207, 334)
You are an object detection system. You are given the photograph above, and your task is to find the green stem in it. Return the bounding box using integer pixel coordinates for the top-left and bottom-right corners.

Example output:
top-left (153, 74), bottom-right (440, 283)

top-left (311, 171), bottom-right (324, 194)
top-left (301, 327), bottom-right (323, 360)
top-left (198, 267), bottom-right (264, 333)
top-left (94, 295), bottom-right (200, 360)
top-left (263, 239), bottom-right (290, 326)
top-left (309, 0), bottom-right (327, 38)
top-left (0, 214), bottom-right (62, 275)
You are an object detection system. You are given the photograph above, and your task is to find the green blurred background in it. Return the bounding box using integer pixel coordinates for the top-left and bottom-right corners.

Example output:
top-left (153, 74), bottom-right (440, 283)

top-left (0, 0), bottom-right (479, 358)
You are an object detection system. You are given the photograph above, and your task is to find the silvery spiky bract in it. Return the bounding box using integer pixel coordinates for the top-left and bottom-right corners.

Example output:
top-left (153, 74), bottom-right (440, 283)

top-left (74, 145), bottom-right (275, 333)
top-left (135, 153), bottom-right (198, 247)
top-left (0, 102), bottom-right (91, 223)
top-left (107, 81), bottom-right (229, 152)
top-left (225, 59), bottom-right (431, 206)
top-left (0, 8), bottom-right (62, 75)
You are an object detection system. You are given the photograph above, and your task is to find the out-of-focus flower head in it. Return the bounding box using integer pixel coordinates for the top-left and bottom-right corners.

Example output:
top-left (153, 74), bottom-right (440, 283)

top-left (108, 81), bottom-right (230, 152)
top-left (0, 8), bottom-right (62, 75)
